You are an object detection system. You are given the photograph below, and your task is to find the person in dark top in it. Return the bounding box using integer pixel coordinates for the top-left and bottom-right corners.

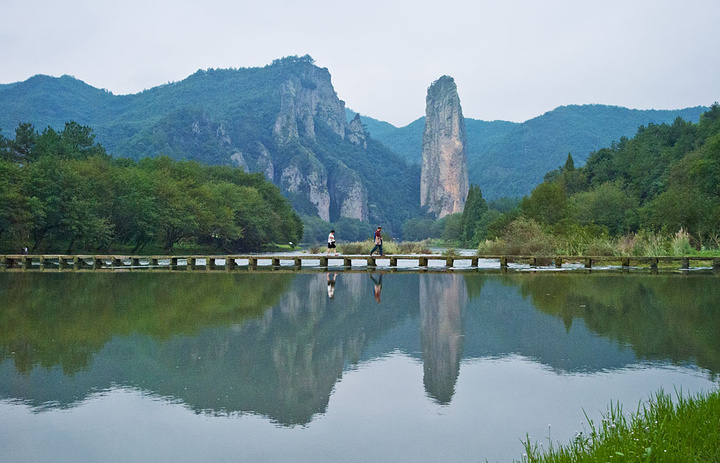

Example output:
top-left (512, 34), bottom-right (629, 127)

top-left (369, 226), bottom-right (383, 256)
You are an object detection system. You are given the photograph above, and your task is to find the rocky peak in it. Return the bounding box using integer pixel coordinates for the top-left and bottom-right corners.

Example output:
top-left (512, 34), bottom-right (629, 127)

top-left (420, 75), bottom-right (469, 218)
top-left (272, 62), bottom-right (347, 145)
top-left (347, 113), bottom-right (367, 149)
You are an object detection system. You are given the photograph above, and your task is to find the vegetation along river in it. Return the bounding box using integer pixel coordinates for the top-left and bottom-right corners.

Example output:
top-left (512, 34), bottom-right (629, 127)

top-left (1, 270), bottom-right (718, 462)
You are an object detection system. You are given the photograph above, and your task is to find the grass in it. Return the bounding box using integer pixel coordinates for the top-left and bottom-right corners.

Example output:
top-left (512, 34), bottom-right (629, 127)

top-left (306, 240), bottom-right (433, 255)
top-left (518, 388), bottom-right (720, 462)
top-left (478, 223), bottom-right (720, 258)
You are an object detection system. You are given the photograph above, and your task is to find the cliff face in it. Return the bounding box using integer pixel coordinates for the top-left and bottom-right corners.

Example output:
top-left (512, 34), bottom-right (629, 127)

top-left (0, 57), bottom-right (427, 229)
top-left (420, 76), bottom-right (468, 218)
top-left (273, 64), bottom-right (347, 145)
top-left (269, 59), bottom-right (366, 221)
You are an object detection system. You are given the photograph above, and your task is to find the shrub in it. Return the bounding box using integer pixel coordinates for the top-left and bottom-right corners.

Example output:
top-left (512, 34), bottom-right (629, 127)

top-left (478, 218), bottom-right (558, 256)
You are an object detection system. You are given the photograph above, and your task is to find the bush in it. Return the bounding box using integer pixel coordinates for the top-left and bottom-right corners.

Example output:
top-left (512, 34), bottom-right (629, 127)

top-left (478, 218), bottom-right (558, 256)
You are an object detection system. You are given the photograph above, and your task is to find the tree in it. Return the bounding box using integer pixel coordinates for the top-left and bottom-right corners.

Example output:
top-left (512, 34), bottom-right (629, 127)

top-left (520, 181), bottom-right (567, 225)
top-left (569, 181), bottom-right (638, 235)
top-left (460, 184), bottom-right (488, 245)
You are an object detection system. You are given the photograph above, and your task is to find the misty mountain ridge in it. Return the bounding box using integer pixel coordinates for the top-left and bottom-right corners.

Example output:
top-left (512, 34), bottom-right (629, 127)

top-left (0, 59), bottom-right (709, 216)
top-left (347, 103), bottom-right (709, 199)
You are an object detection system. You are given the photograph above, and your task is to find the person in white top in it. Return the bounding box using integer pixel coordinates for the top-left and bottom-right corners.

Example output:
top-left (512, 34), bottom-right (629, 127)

top-left (327, 230), bottom-right (338, 256)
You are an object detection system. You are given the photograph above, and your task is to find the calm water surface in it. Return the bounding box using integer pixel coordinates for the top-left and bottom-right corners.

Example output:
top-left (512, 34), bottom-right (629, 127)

top-left (1, 270), bottom-right (718, 462)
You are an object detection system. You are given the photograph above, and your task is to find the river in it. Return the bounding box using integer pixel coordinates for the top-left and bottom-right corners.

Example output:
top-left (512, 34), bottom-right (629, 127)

top-left (1, 269), bottom-right (718, 462)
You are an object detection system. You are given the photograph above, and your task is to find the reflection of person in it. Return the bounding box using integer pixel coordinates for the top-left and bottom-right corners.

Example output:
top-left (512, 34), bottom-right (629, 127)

top-left (327, 230), bottom-right (338, 256)
top-left (369, 226), bottom-right (383, 256)
top-left (327, 272), bottom-right (337, 299)
top-left (370, 273), bottom-right (382, 303)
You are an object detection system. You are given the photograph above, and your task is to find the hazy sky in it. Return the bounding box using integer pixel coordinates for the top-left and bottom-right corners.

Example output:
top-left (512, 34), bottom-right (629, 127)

top-left (2, 0), bottom-right (719, 126)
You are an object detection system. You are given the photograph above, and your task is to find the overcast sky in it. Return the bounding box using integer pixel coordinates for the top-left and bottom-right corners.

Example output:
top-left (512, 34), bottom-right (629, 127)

top-left (2, 0), bottom-right (719, 127)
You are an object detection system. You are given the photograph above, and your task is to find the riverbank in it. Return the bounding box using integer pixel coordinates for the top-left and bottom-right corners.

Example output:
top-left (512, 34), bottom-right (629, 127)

top-left (518, 388), bottom-right (720, 462)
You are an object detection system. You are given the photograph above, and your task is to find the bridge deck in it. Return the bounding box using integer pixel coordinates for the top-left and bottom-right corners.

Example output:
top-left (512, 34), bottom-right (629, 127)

top-left (1, 254), bottom-right (719, 271)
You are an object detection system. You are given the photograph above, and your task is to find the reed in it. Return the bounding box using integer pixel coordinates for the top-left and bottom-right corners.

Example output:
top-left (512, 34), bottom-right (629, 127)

top-left (335, 240), bottom-right (432, 255)
top-left (518, 388), bottom-right (720, 462)
top-left (480, 227), bottom-right (720, 258)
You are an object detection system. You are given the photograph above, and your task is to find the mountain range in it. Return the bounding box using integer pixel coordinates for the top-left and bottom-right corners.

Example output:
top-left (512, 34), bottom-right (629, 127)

top-left (0, 56), bottom-right (710, 227)
top-left (348, 104), bottom-right (709, 199)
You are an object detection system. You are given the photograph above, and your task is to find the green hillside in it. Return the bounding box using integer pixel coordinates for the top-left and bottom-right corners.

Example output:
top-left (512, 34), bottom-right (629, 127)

top-left (473, 104), bottom-right (709, 199)
top-left (349, 105), bottom-right (709, 199)
top-left (506, 104), bottom-right (720, 251)
top-left (0, 58), bottom-right (422, 234)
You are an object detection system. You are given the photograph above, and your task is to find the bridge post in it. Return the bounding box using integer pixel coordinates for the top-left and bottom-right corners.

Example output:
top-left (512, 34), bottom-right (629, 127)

top-left (419, 256), bottom-right (428, 268)
top-left (650, 258), bottom-right (659, 269)
top-left (555, 257), bottom-right (563, 268)
top-left (714, 258), bottom-right (720, 270)
top-left (294, 258), bottom-right (302, 270)
top-left (343, 257), bottom-right (352, 268)
top-left (681, 257), bottom-right (690, 269)
top-left (249, 257), bottom-right (257, 270)
top-left (500, 256), bottom-right (508, 268)
top-left (584, 257), bottom-right (592, 269)
top-left (471, 257), bottom-right (479, 267)
top-left (390, 257), bottom-right (397, 267)
top-left (367, 257), bottom-right (376, 268)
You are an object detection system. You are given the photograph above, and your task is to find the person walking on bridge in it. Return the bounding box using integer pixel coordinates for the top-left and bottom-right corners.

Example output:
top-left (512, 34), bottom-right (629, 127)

top-left (369, 226), bottom-right (383, 256)
top-left (327, 230), bottom-right (338, 256)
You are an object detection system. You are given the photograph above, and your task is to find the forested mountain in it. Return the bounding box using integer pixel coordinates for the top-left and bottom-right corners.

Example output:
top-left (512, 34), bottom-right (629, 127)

top-left (349, 105), bottom-right (708, 199)
top-left (0, 56), bottom-right (420, 236)
top-left (0, 57), bottom-right (710, 235)
top-left (515, 104), bottom-right (720, 249)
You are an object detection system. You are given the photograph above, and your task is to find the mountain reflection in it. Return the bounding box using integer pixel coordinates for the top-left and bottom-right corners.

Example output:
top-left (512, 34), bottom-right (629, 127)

top-left (1, 271), bottom-right (719, 426)
top-left (420, 274), bottom-right (465, 404)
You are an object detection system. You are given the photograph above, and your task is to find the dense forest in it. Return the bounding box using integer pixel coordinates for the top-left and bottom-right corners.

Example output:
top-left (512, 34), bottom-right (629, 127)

top-left (351, 105), bottom-right (709, 199)
top-left (0, 122), bottom-right (302, 254)
top-left (463, 103), bottom-right (720, 254)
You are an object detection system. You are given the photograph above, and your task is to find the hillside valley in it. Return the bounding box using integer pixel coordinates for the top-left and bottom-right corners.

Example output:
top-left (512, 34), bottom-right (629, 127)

top-left (0, 56), bottom-right (710, 225)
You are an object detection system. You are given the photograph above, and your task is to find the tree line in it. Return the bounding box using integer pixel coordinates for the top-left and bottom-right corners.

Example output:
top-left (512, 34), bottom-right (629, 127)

top-left (0, 122), bottom-right (303, 254)
top-left (460, 103), bottom-right (720, 254)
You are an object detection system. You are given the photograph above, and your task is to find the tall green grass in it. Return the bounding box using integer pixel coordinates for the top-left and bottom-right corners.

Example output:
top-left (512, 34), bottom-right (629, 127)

top-left (478, 219), bottom-right (720, 257)
top-left (518, 388), bottom-right (720, 462)
top-left (307, 240), bottom-right (433, 255)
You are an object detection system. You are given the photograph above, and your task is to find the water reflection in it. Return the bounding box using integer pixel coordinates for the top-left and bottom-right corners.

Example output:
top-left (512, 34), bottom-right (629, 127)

top-left (326, 272), bottom-right (337, 299)
top-left (1, 271), bottom-right (719, 428)
top-left (370, 273), bottom-right (382, 303)
top-left (420, 274), bottom-right (464, 404)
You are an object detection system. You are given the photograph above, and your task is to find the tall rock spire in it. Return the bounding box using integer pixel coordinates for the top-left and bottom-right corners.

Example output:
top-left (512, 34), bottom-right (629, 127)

top-left (420, 76), bottom-right (469, 218)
